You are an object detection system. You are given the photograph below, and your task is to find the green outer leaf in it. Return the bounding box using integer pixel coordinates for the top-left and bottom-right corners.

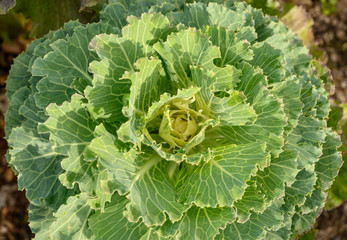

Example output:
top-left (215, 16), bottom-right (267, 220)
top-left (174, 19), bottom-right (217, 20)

top-left (216, 198), bottom-right (285, 240)
top-left (5, 53), bottom-right (32, 101)
top-left (168, 2), bottom-right (209, 29)
top-left (255, 150), bottom-right (298, 203)
top-left (217, 84), bottom-right (286, 157)
top-left (290, 209), bottom-right (320, 238)
top-left (235, 26), bottom-right (257, 43)
top-left (28, 203), bottom-right (55, 240)
top-left (178, 142), bottom-right (269, 208)
top-left (32, 25), bottom-right (99, 109)
top-left (325, 152), bottom-right (347, 209)
top-left (49, 194), bottom-right (94, 240)
top-left (262, 21), bottom-right (311, 74)
top-left (124, 150), bottom-right (189, 226)
top-left (39, 94), bottom-right (98, 195)
top-left (286, 116), bottom-right (325, 169)
top-left (285, 169), bottom-right (316, 207)
top-left (300, 188), bottom-right (326, 214)
top-left (8, 126), bottom-right (71, 207)
top-left (248, 42), bottom-right (285, 84)
top-left (5, 87), bottom-right (29, 136)
top-left (168, 2), bottom-right (245, 31)
top-left (270, 77), bottom-right (303, 135)
top-left (315, 128), bottom-right (343, 190)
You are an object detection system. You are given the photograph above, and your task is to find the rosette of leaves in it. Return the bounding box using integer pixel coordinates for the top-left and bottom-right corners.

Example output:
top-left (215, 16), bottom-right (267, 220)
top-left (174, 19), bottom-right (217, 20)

top-left (5, 0), bottom-right (342, 239)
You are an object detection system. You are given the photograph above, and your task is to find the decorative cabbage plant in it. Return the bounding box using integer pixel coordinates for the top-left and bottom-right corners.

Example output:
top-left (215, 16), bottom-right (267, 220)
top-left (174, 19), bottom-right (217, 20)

top-left (5, 0), bottom-right (342, 239)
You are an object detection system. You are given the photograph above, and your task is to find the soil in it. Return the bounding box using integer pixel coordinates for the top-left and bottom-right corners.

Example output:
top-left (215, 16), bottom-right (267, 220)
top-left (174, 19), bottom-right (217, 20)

top-left (0, 0), bottom-right (346, 239)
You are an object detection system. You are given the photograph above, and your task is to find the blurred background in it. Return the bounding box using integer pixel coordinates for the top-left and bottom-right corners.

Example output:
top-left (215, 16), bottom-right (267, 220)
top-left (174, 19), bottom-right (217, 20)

top-left (0, 0), bottom-right (346, 239)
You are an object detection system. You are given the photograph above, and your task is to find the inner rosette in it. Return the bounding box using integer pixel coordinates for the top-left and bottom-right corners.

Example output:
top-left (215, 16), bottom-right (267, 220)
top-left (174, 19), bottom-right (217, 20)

top-left (147, 95), bottom-right (204, 150)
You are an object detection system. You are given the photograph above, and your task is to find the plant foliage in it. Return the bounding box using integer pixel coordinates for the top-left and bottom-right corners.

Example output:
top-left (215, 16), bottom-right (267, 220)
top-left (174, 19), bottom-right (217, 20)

top-left (5, 0), bottom-right (342, 239)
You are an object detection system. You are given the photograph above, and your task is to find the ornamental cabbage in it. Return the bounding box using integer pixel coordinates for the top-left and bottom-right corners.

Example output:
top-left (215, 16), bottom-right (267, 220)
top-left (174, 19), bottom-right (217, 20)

top-left (5, 0), bottom-right (342, 239)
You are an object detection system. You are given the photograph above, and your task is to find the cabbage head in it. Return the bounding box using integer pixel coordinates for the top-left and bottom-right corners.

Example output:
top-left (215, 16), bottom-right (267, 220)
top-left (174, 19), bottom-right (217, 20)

top-left (5, 0), bottom-right (342, 239)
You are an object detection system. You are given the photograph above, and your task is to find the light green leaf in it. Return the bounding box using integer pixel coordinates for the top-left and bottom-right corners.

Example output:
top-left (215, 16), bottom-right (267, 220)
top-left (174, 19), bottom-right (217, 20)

top-left (178, 142), bottom-right (269, 207)
top-left (233, 150), bottom-right (298, 223)
top-left (207, 2), bottom-right (245, 30)
top-left (235, 26), bottom-right (257, 43)
top-left (270, 77), bottom-right (303, 135)
top-left (168, 2), bottom-right (209, 29)
top-left (90, 137), bottom-right (188, 226)
top-left (299, 75), bottom-right (320, 115)
top-left (153, 28), bottom-right (220, 89)
top-left (265, 223), bottom-right (292, 240)
top-left (122, 13), bottom-right (174, 54)
top-left (233, 182), bottom-right (267, 223)
top-left (315, 86), bottom-right (330, 120)
top-left (100, 0), bottom-right (129, 28)
top-left (248, 42), bottom-right (285, 84)
top-left (89, 193), bottom-right (148, 240)
top-left (86, 34), bottom-right (138, 121)
top-left (165, 206), bottom-right (236, 240)
top-left (191, 66), bottom-right (257, 126)
top-left (262, 21), bottom-right (311, 74)
top-left (205, 25), bottom-right (253, 66)
top-left (117, 57), bottom-right (167, 146)
top-left (88, 124), bottom-right (130, 195)
top-left (19, 94), bottom-right (47, 125)
top-left (86, 13), bottom-right (173, 122)
top-left (49, 194), bottom-right (94, 240)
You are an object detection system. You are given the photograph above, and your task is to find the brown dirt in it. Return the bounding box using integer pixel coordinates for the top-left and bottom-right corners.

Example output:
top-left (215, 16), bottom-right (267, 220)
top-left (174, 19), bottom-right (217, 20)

top-left (0, 37), bottom-right (33, 240)
top-left (316, 200), bottom-right (347, 240)
top-left (308, 0), bottom-right (347, 239)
